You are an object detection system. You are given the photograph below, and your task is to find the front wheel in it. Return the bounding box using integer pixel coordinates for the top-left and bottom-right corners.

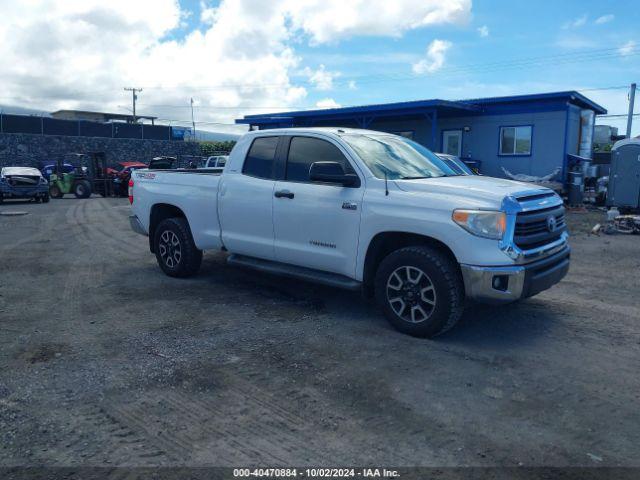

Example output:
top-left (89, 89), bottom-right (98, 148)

top-left (154, 218), bottom-right (202, 278)
top-left (375, 246), bottom-right (465, 337)
top-left (74, 180), bottom-right (91, 199)
top-left (49, 185), bottom-right (63, 199)
top-left (41, 193), bottom-right (50, 203)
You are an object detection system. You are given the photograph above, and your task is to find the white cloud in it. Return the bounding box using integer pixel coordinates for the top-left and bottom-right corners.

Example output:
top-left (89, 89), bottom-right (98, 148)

top-left (562, 14), bottom-right (587, 29)
top-left (412, 39), bottom-right (452, 74)
top-left (315, 98), bottom-right (341, 109)
top-left (595, 14), bottom-right (614, 25)
top-left (477, 25), bottom-right (489, 37)
top-left (284, 0), bottom-right (470, 44)
top-left (199, 1), bottom-right (216, 24)
top-left (302, 64), bottom-right (341, 90)
top-left (555, 35), bottom-right (597, 50)
top-left (0, 0), bottom-right (472, 126)
top-left (619, 40), bottom-right (636, 56)
top-left (348, 80), bottom-right (357, 90)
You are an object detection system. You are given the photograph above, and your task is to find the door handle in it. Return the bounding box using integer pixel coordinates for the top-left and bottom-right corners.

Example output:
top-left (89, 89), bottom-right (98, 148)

top-left (274, 190), bottom-right (294, 199)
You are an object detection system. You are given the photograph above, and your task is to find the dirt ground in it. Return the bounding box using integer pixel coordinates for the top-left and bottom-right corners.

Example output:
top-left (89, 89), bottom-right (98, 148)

top-left (0, 197), bottom-right (639, 471)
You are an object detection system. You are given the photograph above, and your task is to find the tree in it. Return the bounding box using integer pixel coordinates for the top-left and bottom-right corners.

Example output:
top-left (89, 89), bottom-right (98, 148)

top-left (200, 141), bottom-right (236, 156)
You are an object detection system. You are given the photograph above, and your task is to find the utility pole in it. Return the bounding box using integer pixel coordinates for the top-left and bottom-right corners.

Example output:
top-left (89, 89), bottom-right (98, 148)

top-left (190, 97), bottom-right (196, 140)
top-left (124, 87), bottom-right (142, 123)
top-left (626, 82), bottom-right (636, 138)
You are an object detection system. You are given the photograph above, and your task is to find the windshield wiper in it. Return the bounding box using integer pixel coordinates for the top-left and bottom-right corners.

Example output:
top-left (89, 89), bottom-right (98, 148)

top-left (399, 176), bottom-right (431, 180)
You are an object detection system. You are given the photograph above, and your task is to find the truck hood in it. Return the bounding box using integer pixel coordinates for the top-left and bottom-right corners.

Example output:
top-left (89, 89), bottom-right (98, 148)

top-left (393, 175), bottom-right (551, 208)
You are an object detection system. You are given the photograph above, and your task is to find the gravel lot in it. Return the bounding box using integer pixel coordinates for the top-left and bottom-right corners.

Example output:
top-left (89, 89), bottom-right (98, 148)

top-left (0, 197), bottom-right (639, 471)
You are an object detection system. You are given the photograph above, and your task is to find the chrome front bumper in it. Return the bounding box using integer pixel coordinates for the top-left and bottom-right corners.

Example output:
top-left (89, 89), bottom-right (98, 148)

top-left (129, 215), bottom-right (148, 236)
top-left (461, 246), bottom-right (571, 303)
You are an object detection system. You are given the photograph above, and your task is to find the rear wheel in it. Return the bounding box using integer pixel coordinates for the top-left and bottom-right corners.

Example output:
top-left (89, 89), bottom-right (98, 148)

top-left (375, 246), bottom-right (464, 337)
top-left (49, 185), bottom-right (63, 199)
top-left (74, 180), bottom-right (91, 199)
top-left (154, 218), bottom-right (202, 278)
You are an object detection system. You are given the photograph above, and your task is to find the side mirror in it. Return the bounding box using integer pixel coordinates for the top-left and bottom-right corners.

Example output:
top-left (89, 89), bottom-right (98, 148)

top-left (309, 162), bottom-right (359, 187)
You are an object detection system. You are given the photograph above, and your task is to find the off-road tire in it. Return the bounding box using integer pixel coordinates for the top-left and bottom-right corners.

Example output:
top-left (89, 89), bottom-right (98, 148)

top-left (154, 218), bottom-right (202, 278)
top-left (74, 180), bottom-right (91, 199)
top-left (42, 193), bottom-right (50, 203)
top-left (375, 246), bottom-right (465, 337)
top-left (49, 185), bottom-right (63, 199)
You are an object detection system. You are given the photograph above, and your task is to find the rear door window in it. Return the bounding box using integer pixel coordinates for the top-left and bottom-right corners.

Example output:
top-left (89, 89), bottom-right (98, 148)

top-left (243, 136), bottom-right (279, 179)
top-left (285, 136), bottom-right (354, 182)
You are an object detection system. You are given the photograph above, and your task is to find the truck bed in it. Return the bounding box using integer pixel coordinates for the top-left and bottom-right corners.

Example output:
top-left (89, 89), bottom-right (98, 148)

top-left (130, 169), bottom-right (223, 251)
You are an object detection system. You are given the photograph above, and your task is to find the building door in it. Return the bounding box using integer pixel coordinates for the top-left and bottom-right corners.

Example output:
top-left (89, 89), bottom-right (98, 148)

top-left (443, 130), bottom-right (463, 156)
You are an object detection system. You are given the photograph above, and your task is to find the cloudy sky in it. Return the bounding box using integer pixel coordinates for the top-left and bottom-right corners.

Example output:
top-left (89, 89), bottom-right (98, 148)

top-left (1, 0), bottom-right (638, 135)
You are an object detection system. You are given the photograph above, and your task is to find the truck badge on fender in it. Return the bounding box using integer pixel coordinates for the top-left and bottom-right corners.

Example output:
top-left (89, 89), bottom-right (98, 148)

top-left (309, 240), bottom-right (337, 249)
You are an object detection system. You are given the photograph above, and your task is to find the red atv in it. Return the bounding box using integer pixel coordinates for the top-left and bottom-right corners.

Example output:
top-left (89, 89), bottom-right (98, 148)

top-left (109, 162), bottom-right (147, 197)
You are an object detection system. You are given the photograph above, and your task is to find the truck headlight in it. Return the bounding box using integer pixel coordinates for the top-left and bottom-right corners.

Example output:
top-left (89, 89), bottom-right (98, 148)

top-left (452, 209), bottom-right (506, 240)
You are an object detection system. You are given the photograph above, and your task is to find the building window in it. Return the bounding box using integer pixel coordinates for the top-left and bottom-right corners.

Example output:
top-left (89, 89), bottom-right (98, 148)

top-left (499, 126), bottom-right (532, 155)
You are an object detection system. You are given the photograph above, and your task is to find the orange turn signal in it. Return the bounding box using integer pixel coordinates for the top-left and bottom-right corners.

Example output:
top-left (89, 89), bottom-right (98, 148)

top-left (452, 210), bottom-right (469, 223)
top-left (497, 213), bottom-right (507, 234)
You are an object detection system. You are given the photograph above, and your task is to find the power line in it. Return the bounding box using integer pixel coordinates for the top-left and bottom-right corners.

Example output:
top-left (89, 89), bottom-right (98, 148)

top-left (4, 81), bottom-right (635, 121)
top-left (137, 104), bottom-right (311, 110)
top-left (578, 85), bottom-right (630, 92)
top-left (131, 46), bottom-right (640, 92)
top-left (599, 113), bottom-right (640, 118)
top-left (132, 84), bottom-right (636, 113)
top-left (2, 47), bottom-right (637, 109)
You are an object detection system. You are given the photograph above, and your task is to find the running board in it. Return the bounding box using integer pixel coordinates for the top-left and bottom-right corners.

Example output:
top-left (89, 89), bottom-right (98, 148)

top-left (227, 254), bottom-right (362, 291)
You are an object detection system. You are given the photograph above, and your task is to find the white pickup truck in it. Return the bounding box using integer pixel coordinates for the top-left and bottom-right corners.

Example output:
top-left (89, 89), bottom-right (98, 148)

top-left (129, 128), bottom-right (570, 337)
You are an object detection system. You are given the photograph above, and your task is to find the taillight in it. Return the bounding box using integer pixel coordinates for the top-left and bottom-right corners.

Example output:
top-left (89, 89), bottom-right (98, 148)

top-left (128, 178), bottom-right (134, 204)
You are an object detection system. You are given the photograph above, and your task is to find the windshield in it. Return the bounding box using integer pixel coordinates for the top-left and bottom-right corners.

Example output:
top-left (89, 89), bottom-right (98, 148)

top-left (342, 134), bottom-right (463, 180)
top-left (436, 154), bottom-right (474, 175)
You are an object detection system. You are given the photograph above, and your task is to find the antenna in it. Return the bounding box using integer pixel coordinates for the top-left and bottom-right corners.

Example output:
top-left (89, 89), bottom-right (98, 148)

top-left (384, 170), bottom-right (389, 196)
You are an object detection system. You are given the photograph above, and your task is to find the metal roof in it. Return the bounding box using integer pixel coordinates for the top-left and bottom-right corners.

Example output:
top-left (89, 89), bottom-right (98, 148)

top-left (237, 90), bottom-right (607, 125)
top-left (462, 91), bottom-right (607, 113)
top-left (50, 110), bottom-right (158, 121)
top-left (240, 99), bottom-right (479, 122)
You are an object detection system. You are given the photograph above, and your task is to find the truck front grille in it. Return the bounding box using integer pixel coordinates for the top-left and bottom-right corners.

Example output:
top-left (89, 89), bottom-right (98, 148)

top-left (514, 204), bottom-right (566, 250)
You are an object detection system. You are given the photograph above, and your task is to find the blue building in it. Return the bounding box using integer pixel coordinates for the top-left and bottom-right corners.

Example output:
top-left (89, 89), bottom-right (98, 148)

top-left (236, 91), bottom-right (607, 182)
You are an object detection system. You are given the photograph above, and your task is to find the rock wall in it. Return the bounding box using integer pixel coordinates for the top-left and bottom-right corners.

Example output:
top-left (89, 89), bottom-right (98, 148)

top-left (0, 133), bottom-right (201, 168)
